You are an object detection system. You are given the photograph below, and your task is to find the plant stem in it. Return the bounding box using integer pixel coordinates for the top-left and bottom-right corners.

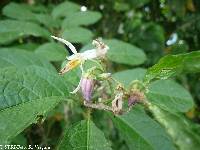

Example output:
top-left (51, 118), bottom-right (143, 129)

top-left (84, 101), bottom-right (113, 112)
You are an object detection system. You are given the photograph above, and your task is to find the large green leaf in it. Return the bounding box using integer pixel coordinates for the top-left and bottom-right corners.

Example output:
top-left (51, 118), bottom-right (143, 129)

top-left (63, 67), bottom-right (80, 86)
top-left (0, 66), bottom-right (70, 144)
top-left (110, 106), bottom-right (176, 150)
top-left (0, 97), bottom-right (60, 145)
top-left (0, 20), bottom-right (50, 44)
top-left (35, 42), bottom-right (68, 61)
top-left (81, 39), bottom-right (146, 65)
top-left (57, 120), bottom-right (112, 150)
top-left (52, 1), bottom-right (80, 18)
top-left (0, 48), bottom-right (55, 71)
top-left (13, 43), bottom-right (39, 51)
top-left (144, 51), bottom-right (200, 83)
top-left (112, 68), bottom-right (146, 87)
top-left (149, 104), bottom-right (200, 150)
top-left (62, 11), bottom-right (102, 29)
top-left (105, 39), bottom-right (146, 65)
top-left (61, 27), bottom-right (93, 44)
top-left (0, 66), bottom-right (69, 110)
top-left (146, 80), bottom-right (194, 112)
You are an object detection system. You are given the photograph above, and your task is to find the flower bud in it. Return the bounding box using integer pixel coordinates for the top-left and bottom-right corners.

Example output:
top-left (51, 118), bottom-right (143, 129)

top-left (81, 77), bottom-right (94, 101)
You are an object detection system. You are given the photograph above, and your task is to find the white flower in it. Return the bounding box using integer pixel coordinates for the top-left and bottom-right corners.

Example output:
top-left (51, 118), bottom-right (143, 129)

top-left (51, 36), bottom-right (109, 93)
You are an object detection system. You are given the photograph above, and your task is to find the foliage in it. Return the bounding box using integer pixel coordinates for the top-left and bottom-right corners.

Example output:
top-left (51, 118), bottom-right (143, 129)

top-left (0, 0), bottom-right (200, 150)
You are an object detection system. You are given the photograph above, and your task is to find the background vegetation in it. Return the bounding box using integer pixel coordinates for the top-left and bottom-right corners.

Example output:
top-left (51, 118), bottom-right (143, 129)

top-left (0, 0), bottom-right (200, 150)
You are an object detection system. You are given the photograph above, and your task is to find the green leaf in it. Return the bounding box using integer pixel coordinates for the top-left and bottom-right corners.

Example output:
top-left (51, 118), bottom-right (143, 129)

top-left (20, 4), bottom-right (48, 13)
top-left (3, 3), bottom-right (48, 20)
top-left (57, 120), bottom-right (112, 150)
top-left (2, 2), bottom-right (37, 21)
top-left (0, 20), bottom-right (50, 44)
top-left (106, 39), bottom-right (146, 65)
top-left (62, 11), bottom-right (102, 29)
top-left (0, 66), bottom-right (69, 110)
top-left (11, 133), bottom-right (27, 146)
top-left (110, 106), bottom-right (176, 150)
top-left (35, 13), bottom-right (60, 28)
top-left (144, 51), bottom-right (200, 83)
top-left (60, 60), bottom-right (81, 86)
top-left (2, 2), bottom-right (59, 28)
top-left (81, 39), bottom-right (146, 65)
top-left (146, 80), bottom-right (194, 112)
top-left (0, 48), bottom-right (55, 71)
top-left (13, 43), bottom-right (39, 51)
top-left (0, 66), bottom-right (70, 144)
top-left (52, 1), bottom-right (80, 18)
top-left (149, 104), bottom-right (200, 150)
top-left (0, 97), bottom-right (60, 144)
top-left (113, 68), bottom-right (146, 87)
top-left (61, 27), bottom-right (93, 44)
top-left (35, 42), bottom-right (68, 61)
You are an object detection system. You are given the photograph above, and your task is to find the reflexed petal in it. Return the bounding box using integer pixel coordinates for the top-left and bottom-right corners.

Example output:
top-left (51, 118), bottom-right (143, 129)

top-left (70, 78), bottom-right (82, 94)
top-left (71, 63), bottom-right (85, 93)
top-left (59, 59), bottom-right (81, 75)
top-left (51, 36), bottom-right (77, 54)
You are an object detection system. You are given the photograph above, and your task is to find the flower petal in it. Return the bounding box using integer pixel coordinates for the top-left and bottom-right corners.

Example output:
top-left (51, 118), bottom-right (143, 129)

top-left (59, 59), bottom-right (81, 75)
top-left (70, 77), bottom-right (82, 94)
top-left (67, 54), bottom-right (79, 60)
top-left (51, 35), bottom-right (77, 54)
top-left (81, 49), bottom-right (97, 60)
